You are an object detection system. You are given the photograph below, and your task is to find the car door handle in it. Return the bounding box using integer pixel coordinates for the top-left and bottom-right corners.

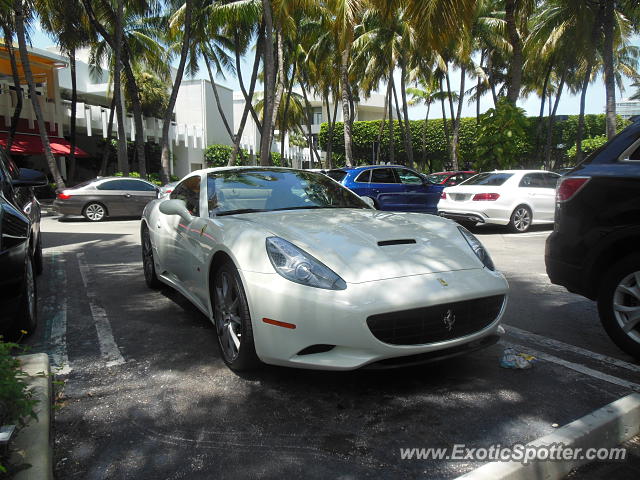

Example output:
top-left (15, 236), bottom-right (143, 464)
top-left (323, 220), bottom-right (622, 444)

top-left (372, 189), bottom-right (381, 194)
top-left (123, 193), bottom-right (132, 198)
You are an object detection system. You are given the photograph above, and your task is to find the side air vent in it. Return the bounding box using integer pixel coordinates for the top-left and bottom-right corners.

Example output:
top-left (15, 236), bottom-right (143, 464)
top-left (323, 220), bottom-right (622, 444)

top-left (297, 344), bottom-right (335, 356)
top-left (377, 239), bottom-right (416, 247)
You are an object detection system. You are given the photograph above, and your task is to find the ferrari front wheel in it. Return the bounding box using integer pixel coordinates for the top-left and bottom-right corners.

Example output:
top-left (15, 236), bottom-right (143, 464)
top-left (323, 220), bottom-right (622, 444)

top-left (212, 261), bottom-right (258, 370)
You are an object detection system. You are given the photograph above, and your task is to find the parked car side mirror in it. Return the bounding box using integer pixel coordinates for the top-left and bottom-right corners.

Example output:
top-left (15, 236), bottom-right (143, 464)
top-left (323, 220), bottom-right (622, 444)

top-left (159, 199), bottom-right (193, 222)
top-left (11, 168), bottom-right (48, 188)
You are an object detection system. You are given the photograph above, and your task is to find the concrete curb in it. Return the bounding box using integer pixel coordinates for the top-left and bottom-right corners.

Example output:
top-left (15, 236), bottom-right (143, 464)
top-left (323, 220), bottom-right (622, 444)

top-left (457, 393), bottom-right (640, 480)
top-left (11, 353), bottom-right (53, 480)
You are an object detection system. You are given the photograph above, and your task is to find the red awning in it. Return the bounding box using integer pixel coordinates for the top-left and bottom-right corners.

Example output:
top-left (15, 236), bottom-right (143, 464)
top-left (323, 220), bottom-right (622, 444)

top-left (0, 132), bottom-right (90, 157)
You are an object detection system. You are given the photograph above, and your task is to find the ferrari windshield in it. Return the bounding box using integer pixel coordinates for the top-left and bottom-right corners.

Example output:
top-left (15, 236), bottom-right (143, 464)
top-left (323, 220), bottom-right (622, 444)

top-left (206, 169), bottom-right (369, 216)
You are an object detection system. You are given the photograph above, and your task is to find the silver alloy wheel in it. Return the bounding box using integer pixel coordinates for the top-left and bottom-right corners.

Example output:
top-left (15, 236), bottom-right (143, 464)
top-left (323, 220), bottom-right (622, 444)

top-left (513, 207), bottom-right (531, 232)
top-left (85, 203), bottom-right (105, 221)
top-left (214, 271), bottom-right (243, 362)
top-left (25, 256), bottom-right (36, 324)
top-left (612, 270), bottom-right (640, 344)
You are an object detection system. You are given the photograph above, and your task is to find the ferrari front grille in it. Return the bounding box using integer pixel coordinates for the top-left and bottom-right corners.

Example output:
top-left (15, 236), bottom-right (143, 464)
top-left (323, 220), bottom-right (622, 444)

top-left (366, 295), bottom-right (505, 346)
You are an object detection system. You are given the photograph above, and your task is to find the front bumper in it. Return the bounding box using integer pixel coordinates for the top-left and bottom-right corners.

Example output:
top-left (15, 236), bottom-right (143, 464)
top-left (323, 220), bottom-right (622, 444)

top-left (239, 268), bottom-right (509, 370)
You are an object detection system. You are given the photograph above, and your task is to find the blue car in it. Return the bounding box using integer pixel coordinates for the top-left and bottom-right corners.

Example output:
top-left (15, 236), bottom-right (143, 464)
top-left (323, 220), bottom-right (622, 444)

top-left (326, 165), bottom-right (440, 213)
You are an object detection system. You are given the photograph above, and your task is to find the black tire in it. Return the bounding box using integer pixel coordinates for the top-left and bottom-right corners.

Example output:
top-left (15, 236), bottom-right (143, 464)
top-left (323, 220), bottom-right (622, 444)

top-left (34, 235), bottom-right (44, 275)
top-left (141, 225), bottom-right (162, 289)
top-left (15, 253), bottom-right (37, 336)
top-left (212, 261), bottom-right (259, 370)
top-left (508, 205), bottom-right (532, 233)
top-left (459, 221), bottom-right (477, 229)
top-left (83, 202), bottom-right (107, 222)
top-left (597, 254), bottom-right (640, 359)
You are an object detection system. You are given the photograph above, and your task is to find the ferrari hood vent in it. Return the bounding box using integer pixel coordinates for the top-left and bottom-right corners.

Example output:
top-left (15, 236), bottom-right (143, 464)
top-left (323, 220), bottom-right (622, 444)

top-left (377, 239), bottom-right (416, 246)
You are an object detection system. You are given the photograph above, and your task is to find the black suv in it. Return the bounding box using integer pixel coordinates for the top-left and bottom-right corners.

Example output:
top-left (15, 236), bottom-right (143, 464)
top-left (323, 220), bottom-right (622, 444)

top-left (545, 117), bottom-right (640, 358)
top-left (0, 149), bottom-right (47, 338)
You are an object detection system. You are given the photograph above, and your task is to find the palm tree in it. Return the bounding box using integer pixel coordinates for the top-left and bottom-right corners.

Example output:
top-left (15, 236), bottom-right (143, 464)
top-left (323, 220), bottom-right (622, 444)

top-left (13, 0), bottom-right (65, 187)
top-left (36, 0), bottom-right (92, 181)
top-left (160, 0), bottom-right (193, 183)
top-left (407, 77), bottom-right (447, 172)
top-left (0, 11), bottom-right (23, 152)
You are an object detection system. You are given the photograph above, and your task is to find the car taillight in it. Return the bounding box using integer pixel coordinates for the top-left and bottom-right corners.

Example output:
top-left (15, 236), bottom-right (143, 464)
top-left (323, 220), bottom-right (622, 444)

top-left (166, 189), bottom-right (173, 194)
top-left (556, 177), bottom-right (590, 202)
top-left (472, 193), bottom-right (500, 201)
top-left (441, 191), bottom-right (446, 200)
top-left (57, 192), bottom-right (72, 200)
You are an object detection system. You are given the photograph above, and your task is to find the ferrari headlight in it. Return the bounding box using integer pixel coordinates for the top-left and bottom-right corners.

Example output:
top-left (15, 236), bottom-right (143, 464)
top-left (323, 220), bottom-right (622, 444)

top-left (458, 226), bottom-right (495, 271)
top-left (266, 237), bottom-right (347, 290)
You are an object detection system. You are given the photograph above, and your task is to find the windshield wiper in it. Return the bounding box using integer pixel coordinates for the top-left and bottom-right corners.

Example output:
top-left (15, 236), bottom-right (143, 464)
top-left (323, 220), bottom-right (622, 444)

top-left (214, 209), bottom-right (267, 216)
top-left (270, 205), bottom-right (356, 211)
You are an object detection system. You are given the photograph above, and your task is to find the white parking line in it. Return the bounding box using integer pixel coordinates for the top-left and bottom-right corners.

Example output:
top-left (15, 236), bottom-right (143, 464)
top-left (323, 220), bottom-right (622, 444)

top-left (45, 251), bottom-right (71, 374)
top-left (506, 325), bottom-right (640, 374)
top-left (76, 252), bottom-right (125, 367)
top-left (502, 341), bottom-right (640, 392)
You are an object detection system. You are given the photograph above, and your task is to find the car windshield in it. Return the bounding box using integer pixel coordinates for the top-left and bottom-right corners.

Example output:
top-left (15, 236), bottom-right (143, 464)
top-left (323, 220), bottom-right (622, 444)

top-left (425, 173), bottom-right (449, 184)
top-left (206, 169), bottom-right (369, 217)
top-left (325, 170), bottom-right (347, 182)
top-left (463, 173), bottom-right (513, 186)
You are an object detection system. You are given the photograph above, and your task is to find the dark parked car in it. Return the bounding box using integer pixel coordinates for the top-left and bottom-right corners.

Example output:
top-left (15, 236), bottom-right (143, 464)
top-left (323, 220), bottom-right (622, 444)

top-left (326, 165), bottom-right (441, 213)
top-left (54, 176), bottom-right (160, 221)
top-left (545, 117), bottom-right (640, 358)
top-left (0, 149), bottom-right (47, 337)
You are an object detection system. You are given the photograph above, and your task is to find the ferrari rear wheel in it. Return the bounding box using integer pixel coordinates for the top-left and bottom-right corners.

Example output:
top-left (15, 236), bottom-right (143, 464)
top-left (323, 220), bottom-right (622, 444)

top-left (212, 261), bottom-right (258, 370)
top-left (141, 225), bottom-right (162, 289)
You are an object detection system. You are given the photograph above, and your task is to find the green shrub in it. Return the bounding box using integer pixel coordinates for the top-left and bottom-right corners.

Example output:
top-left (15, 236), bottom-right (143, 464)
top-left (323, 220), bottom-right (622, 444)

top-left (0, 339), bottom-right (38, 473)
top-left (566, 135), bottom-right (609, 160)
top-left (204, 144), bottom-right (250, 167)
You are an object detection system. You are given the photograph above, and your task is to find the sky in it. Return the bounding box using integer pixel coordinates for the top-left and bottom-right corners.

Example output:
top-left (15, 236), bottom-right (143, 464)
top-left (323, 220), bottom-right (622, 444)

top-left (30, 22), bottom-right (640, 121)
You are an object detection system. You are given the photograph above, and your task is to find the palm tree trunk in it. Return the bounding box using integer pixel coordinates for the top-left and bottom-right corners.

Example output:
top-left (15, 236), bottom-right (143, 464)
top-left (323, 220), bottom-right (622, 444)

top-left (160, 0), bottom-right (192, 182)
top-left (376, 80), bottom-right (390, 164)
top-left (575, 61), bottom-right (594, 164)
top-left (544, 71), bottom-right (567, 169)
top-left (602, 0), bottom-right (616, 139)
top-left (340, 43), bottom-right (354, 167)
top-left (235, 29), bottom-right (262, 132)
top-left (323, 90), bottom-right (334, 169)
top-left (487, 53), bottom-right (498, 107)
top-left (230, 30), bottom-right (262, 166)
top-left (260, 3), bottom-right (276, 167)
top-left (451, 65), bottom-right (465, 171)
top-left (2, 25), bottom-right (23, 152)
top-left (534, 62), bottom-right (552, 163)
top-left (113, 0), bottom-right (128, 176)
top-left (14, 0), bottom-right (65, 188)
top-left (423, 103), bottom-right (431, 172)
top-left (392, 80), bottom-right (406, 163)
top-left (280, 59), bottom-right (297, 160)
top-left (440, 78), bottom-right (451, 164)
top-left (203, 52), bottom-right (234, 140)
top-left (99, 95), bottom-right (117, 176)
top-left (387, 77), bottom-right (395, 164)
top-left (300, 79), bottom-right (320, 167)
top-left (122, 66), bottom-right (146, 177)
top-left (68, 48), bottom-right (77, 182)
top-left (270, 29), bottom-right (285, 162)
top-left (505, 0), bottom-right (523, 103)
top-left (400, 63), bottom-right (414, 169)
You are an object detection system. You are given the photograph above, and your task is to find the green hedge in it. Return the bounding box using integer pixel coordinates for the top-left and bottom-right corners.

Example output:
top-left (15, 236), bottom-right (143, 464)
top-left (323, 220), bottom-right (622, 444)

top-left (204, 145), bottom-right (283, 167)
top-left (319, 114), bottom-right (628, 170)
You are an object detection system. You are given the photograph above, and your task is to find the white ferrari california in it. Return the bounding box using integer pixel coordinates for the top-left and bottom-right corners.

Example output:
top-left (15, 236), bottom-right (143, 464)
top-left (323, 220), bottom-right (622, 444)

top-left (141, 167), bottom-right (509, 371)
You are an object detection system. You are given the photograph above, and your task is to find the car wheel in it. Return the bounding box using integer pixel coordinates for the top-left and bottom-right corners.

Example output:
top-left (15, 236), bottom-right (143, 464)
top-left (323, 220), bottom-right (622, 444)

top-left (597, 255), bottom-right (640, 359)
top-left (83, 202), bottom-right (107, 222)
top-left (212, 261), bottom-right (258, 370)
top-left (141, 225), bottom-right (162, 289)
top-left (16, 253), bottom-right (37, 336)
top-left (459, 221), bottom-right (477, 229)
top-left (34, 236), bottom-right (44, 275)
top-left (509, 205), bottom-right (532, 233)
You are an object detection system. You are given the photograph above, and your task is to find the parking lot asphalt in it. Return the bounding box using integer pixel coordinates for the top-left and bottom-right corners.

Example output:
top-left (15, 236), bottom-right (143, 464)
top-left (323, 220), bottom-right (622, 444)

top-left (26, 215), bottom-right (640, 479)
